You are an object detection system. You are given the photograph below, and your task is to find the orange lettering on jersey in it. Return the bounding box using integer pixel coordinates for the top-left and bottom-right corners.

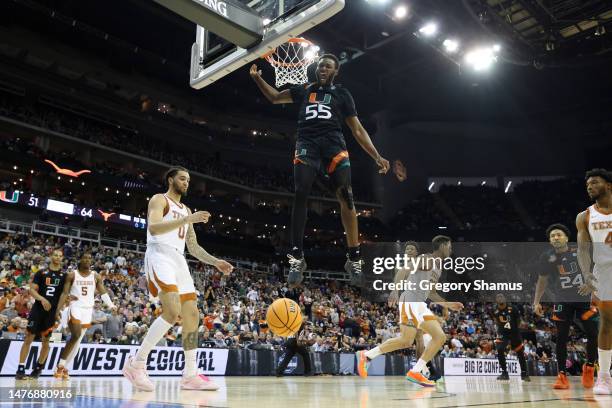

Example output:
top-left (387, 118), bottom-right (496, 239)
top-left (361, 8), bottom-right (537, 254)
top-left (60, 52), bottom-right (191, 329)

top-left (592, 221), bottom-right (612, 230)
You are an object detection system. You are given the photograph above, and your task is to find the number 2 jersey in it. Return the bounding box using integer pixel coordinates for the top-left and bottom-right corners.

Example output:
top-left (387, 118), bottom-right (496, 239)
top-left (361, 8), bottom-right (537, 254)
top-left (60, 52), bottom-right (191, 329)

top-left (290, 83), bottom-right (357, 141)
top-left (31, 267), bottom-right (67, 314)
top-left (538, 245), bottom-right (590, 303)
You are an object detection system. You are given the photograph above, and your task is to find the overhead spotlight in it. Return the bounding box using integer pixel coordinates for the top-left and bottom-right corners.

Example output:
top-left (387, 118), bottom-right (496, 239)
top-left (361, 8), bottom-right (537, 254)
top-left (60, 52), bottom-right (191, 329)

top-left (428, 181), bottom-right (435, 192)
top-left (492, 44), bottom-right (502, 52)
top-left (464, 47), bottom-right (497, 71)
top-left (304, 49), bottom-right (316, 59)
top-left (419, 22), bottom-right (438, 37)
top-left (394, 5), bottom-right (408, 20)
top-left (443, 39), bottom-right (459, 53)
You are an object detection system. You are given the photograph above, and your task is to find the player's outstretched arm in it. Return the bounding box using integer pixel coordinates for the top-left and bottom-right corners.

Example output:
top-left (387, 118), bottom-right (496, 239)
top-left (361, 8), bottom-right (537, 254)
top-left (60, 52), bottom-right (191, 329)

top-left (576, 211), bottom-right (596, 295)
top-left (249, 64), bottom-right (293, 104)
top-left (147, 194), bottom-right (210, 236)
top-left (185, 218), bottom-right (234, 275)
top-left (345, 116), bottom-right (390, 174)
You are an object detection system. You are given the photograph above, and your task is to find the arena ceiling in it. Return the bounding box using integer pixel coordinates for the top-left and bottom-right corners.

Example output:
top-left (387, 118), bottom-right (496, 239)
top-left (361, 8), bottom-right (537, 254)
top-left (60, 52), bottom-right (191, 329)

top-left (2, 0), bottom-right (611, 121)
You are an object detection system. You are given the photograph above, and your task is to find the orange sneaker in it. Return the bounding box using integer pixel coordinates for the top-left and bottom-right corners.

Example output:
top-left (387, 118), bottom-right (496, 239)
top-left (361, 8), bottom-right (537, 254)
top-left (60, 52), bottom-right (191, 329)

top-left (53, 366), bottom-right (69, 380)
top-left (406, 370), bottom-right (436, 387)
top-left (356, 350), bottom-right (370, 379)
top-left (553, 372), bottom-right (569, 390)
top-left (582, 364), bottom-right (595, 388)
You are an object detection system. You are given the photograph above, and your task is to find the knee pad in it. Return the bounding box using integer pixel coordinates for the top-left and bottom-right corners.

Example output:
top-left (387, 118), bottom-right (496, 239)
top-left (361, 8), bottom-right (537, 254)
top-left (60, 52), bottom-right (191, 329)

top-left (338, 186), bottom-right (354, 210)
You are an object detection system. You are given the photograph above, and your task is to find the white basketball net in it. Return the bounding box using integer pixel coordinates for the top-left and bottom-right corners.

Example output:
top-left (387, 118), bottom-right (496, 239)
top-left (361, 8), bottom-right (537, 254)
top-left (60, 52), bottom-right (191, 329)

top-left (265, 38), bottom-right (319, 88)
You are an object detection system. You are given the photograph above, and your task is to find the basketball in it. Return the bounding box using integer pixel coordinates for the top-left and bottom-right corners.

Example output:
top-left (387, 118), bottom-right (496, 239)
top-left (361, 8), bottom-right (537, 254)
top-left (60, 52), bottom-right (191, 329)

top-left (266, 298), bottom-right (303, 337)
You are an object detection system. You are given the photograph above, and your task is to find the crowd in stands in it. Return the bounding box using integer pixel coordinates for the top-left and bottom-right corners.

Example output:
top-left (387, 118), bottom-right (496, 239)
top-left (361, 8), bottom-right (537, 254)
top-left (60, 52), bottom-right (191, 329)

top-left (0, 94), bottom-right (375, 201)
top-left (0, 230), bottom-right (590, 372)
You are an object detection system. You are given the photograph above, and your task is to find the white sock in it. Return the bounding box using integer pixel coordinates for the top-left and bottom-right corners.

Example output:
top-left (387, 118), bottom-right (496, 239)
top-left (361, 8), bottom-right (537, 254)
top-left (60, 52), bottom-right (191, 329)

top-left (411, 358), bottom-right (427, 373)
top-left (65, 329), bottom-right (87, 365)
top-left (184, 349), bottom-right (197, 378)
top-left (136, 317), bottom-right (173, 362)
top-left (58, 359), bottom-right (66, 368)
top-left (598, 348), bottom-right (611, 378)
top-left (365, 346), bottom-right (382, 360)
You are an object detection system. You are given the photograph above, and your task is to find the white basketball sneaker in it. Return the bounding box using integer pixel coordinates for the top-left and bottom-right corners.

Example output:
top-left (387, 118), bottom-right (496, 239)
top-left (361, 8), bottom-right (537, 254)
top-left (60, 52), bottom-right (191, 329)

top-left (593, 373), bottom-right (612, 395)
top-left (122, 356), bottom-right (154, 392)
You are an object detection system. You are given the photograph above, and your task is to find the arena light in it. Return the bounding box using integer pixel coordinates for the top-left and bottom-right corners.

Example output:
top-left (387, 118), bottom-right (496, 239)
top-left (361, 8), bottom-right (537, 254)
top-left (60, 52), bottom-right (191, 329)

top-left (419, 22), bottom-right (438, 37)
top-left (464, 46), bottom-right (497, 71)
top-left (443, 39), bottom-right (459, 53)
top-left (428, 181), bottom-right (435, 191)
top-left (504, 181), bottom-right (513, 193)
top-left (493, 44), bottom-right (502, 52)
top-left (394, 5), bottom-right (408, 20)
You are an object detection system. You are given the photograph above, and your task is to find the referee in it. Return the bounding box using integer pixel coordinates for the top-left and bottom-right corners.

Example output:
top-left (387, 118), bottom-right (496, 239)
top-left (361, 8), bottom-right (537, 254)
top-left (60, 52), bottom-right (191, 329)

top-left (276, 322), bottom-right (314, 377)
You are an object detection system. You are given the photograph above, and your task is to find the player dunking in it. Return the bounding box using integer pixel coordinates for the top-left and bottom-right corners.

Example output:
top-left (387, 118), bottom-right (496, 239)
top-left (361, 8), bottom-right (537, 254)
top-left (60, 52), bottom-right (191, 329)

top-left (492, 294), bottom-right (530, 381)
top-left (250, 55), bottom-right (390, 287)
top-left (576, 168), bottom-right (612, 394)
top-left (15, 249), bottom-right (67, 380)
top-left (356, 236), bottom-right (463, 386)
top-left (533, 223), bottom-right (598, 389)
top-left (53, 252), bottom-right (116, 379)
top-left (123, 166), bottom-right (233, 391)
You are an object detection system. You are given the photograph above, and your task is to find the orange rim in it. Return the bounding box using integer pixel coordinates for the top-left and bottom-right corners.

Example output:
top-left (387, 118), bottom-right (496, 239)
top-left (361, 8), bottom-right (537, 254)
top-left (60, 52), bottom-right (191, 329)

top-left (263, 38), bottom-right (317, 68)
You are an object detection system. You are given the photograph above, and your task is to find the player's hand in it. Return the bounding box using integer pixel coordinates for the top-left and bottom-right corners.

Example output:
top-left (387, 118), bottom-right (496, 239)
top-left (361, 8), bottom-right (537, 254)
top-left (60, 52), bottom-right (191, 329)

top-left (41, 298), bottom-right (52, 312)
top-left (249, 64), bottom-right (262, 79)
top-left (188, 211), bottom-right (211, 224)
top-left (215, 259), bottom-right (234, 275)
top-left (533, 303), bottom-right (543, 316)
top-left (376, 156), bottom-right (390, 174)
top-left (446, 302), bottom-right (464, 312)
top-left (578, 274), bottom-right (597, 296)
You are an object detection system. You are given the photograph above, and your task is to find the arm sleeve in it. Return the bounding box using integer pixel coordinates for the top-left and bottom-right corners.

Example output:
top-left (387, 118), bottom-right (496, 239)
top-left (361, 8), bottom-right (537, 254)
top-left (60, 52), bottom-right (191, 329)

top-left (340, 88), bottom-right (357, 118)
top-left (289, 85), bottom-right (307, 103)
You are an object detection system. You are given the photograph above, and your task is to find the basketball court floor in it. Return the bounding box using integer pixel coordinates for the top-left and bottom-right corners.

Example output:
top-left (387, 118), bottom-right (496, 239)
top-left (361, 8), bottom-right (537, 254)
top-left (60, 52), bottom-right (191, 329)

top-left (3, 376), bottom-right (610, 407)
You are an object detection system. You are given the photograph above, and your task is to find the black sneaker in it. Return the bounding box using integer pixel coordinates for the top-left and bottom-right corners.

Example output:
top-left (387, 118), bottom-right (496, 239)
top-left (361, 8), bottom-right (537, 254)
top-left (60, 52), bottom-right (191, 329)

top-left (497, 371), bottom-right (509, 381)
top-left (345, 256), bottom-right (363, 287)
top-left (521, 372), bottom-right (530, 382)
top-left (15, 370), bottom-right (27, 380)
top-left (29, 367), bottom-right (42, 379)
top-left (287, 254), bottom-right (306, 287)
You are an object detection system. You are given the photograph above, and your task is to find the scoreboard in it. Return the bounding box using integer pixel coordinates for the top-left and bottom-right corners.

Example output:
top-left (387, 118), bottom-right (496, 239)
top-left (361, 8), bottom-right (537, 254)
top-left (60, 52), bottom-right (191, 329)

top-left (0, 191), bottom-right (146, 229)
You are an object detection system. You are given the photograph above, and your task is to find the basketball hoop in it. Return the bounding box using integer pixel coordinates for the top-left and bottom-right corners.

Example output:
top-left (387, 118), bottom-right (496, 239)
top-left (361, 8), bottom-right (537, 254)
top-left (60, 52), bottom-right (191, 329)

top-left (264, 38), bottom-right (320, 87)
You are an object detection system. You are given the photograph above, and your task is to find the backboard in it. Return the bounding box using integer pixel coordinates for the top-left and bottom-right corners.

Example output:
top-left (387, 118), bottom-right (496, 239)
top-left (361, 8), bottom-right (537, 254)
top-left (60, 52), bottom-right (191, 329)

top-left (190, 0), bottom-right (345, 89)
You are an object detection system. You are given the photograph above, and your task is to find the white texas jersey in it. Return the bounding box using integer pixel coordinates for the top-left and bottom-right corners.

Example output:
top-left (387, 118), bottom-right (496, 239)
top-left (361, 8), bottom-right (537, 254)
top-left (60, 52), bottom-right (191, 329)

top-left (147, 194), bottom-right (190, 254)
top-left (70, 270), bottom-right (96, 308)
top-left (587, 204), bottom-right (612, 266)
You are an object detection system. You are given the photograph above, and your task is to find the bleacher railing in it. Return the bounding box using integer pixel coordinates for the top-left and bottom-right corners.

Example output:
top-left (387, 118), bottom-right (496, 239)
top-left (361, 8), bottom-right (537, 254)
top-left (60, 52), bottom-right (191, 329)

top-left (1, 218), bottom-right (352, 281)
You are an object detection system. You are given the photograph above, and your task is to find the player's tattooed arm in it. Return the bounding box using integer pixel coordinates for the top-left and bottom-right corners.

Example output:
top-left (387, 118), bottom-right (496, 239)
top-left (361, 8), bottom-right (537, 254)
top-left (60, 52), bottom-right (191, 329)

top-left (576, 211), bottom-right (596, 295)
top-left (186, 212), bottom-right (234, 275)
top-left (183, 331), bottom-right (198, 351)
